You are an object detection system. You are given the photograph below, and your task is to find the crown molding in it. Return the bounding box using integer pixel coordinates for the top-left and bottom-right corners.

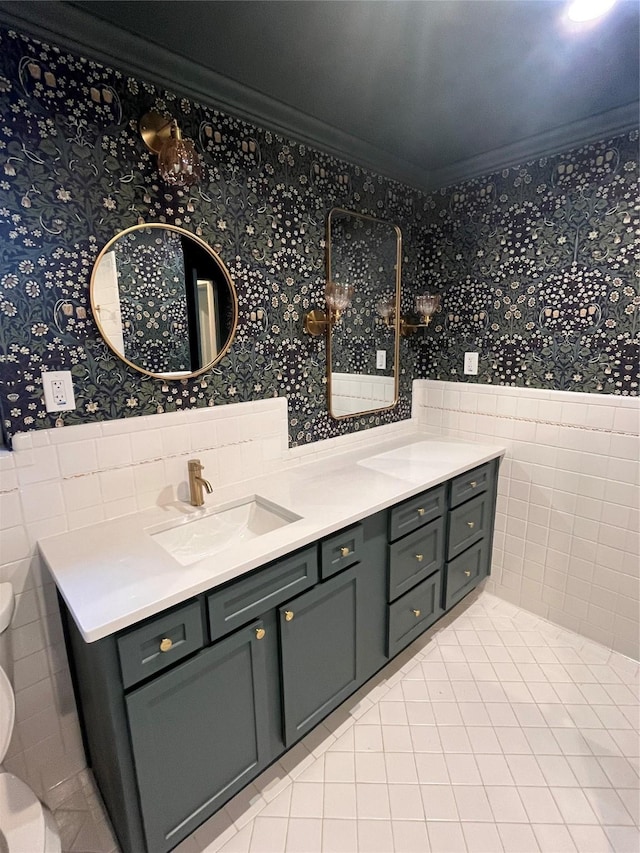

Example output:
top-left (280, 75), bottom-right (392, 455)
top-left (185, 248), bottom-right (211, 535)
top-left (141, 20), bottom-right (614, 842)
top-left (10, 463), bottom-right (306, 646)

top-left (429, 102), bottom-right (640, 190)
top-left (0, 1), bottom-right (637, 196)
top-left (0, 0), bottom-right (435, 191)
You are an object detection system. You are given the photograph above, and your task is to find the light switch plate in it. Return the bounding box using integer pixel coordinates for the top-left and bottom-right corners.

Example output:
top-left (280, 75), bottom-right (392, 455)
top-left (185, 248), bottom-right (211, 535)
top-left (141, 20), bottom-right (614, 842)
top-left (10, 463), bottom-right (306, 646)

top-left (42, 370), bottom-right (76, 412)
top-left (376, 350), bottom-right (387, 370)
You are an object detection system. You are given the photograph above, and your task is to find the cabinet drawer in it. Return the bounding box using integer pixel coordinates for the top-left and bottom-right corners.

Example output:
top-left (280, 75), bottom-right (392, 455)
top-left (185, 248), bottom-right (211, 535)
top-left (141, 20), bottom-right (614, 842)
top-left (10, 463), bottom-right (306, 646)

top-left (207, 546), bottom-right (318, 641)
top-left (388, 516), bottom-right (444, 602)
top-left (443, 540), bottom-right (488, 611)
top-left (450, 462), bottom-right (493, 508)
top-left (117, 601), bottom-right (204, 690)
top-left (389, 483), bottom-right (446, 542)
top-left (320, 523), bottom-right (363, 580)
top-left (447, 492), bottom-right (489, 560)
top-left (388, 572), bottom-right (442, 658)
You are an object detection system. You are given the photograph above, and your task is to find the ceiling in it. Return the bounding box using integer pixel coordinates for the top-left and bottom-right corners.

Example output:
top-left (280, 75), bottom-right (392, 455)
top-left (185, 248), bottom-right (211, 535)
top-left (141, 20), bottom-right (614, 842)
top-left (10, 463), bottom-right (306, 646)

top-left (0, 0), bottom-right (637, 191)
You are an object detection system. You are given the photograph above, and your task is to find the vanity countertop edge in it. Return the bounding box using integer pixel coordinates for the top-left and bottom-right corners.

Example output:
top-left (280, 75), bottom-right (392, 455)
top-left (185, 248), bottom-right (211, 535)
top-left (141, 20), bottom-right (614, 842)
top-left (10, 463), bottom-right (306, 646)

top-left (38, 431), bottom-right (506, 643)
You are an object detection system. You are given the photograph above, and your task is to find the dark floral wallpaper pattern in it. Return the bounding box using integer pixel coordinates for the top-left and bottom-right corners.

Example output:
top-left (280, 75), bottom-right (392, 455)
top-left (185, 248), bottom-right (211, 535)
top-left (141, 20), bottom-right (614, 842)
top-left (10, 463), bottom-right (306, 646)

top-left (416, 139), bottom-right (639, 394)
top-left (113, 228), bottom-right (190, 374)
top-left (0, 26), bottom-right (424, 445)
top-left (0, 26), bottom-right (637, 449)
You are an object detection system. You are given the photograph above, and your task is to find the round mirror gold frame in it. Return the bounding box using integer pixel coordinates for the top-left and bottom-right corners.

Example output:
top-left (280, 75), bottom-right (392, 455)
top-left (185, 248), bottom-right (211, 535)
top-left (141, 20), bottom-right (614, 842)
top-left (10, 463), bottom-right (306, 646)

top-left (90, 222), bottom-right (238, 380)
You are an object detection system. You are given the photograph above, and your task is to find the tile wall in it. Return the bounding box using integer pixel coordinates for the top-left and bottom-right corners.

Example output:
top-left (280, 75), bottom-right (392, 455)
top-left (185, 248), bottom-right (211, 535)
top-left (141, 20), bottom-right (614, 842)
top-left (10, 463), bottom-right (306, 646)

top-left (0, 398), bottom-right (414, 798)
top-left (414, 379), bottom-right (640, 661)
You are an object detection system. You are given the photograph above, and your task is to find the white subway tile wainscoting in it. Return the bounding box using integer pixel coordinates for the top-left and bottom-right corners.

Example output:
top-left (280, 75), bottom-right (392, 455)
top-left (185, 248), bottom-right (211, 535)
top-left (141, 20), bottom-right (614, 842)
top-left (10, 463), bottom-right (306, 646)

top-left (414, 380), bottom-right (640, 661)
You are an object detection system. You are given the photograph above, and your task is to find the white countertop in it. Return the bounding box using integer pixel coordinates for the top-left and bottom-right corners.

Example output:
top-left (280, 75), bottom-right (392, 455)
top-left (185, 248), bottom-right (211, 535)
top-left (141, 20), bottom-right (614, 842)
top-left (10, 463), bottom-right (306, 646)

top-left (39, 432), bottom-right (505, 642)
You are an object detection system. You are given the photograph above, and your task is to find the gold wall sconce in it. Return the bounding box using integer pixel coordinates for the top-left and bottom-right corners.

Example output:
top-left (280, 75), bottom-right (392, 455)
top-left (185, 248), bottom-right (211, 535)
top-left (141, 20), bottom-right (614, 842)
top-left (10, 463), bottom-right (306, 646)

top-left (139, 111), bottom-right (203, 188)
top-left (400, 293), bottom-right (442, 336)
top-left (377, 293), bottom-right (441, 336)
top-left (304, 281), bottom-right (354, 336)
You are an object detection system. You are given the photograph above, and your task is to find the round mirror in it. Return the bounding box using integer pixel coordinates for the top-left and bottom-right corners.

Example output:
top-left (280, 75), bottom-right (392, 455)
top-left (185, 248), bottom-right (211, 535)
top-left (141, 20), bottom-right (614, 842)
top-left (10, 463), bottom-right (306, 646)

top-left (90, 223), bottom-right (238, 379)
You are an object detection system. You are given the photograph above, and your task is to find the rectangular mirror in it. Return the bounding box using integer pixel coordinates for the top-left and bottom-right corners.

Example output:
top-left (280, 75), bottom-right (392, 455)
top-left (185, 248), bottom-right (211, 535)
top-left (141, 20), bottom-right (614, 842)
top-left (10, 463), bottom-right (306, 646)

top-left (327, 208), bottom-right (401, 418)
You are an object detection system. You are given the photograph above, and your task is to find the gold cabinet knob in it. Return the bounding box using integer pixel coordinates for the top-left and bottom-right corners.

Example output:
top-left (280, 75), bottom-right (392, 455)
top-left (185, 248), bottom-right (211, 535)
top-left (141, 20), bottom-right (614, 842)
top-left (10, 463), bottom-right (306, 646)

top-left (284, 610), bottom-right (294, 622)
top-left (469, 480), bottom-right (478, 488)
top-left (255, 627), bottom-right (266, 640)
top-left (340, 546), bottom-right (350, 557)
top-left (464, 570), bottom-right (472, 577)
top-left (412, 609), bottom-right (421, 617)
top-left (467, 521), bottom-right (475, 529)
top-left (417, 508), bottom-right (425, 517)
top-left (415, 554), bottom-right (424, 562)
top-left (159, 637), bottom-right (173, 653)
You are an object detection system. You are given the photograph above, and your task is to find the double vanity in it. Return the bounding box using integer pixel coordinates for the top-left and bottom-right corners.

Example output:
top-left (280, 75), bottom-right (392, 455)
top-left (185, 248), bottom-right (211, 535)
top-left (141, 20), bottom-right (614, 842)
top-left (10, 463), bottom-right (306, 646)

top-left (40, 434), bottom-right (503, 853)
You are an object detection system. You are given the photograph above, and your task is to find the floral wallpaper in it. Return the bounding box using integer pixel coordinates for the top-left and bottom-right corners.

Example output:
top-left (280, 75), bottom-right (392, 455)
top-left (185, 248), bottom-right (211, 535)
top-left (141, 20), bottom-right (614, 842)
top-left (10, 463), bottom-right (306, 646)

top-left (0, 25), bottom-right (424, 445)
top-left (112, 228), bottom-right (191, 374)
top-left (0, 25), bottom-right (637, 450)
top-left (414, 135), bottom-right (639, 395)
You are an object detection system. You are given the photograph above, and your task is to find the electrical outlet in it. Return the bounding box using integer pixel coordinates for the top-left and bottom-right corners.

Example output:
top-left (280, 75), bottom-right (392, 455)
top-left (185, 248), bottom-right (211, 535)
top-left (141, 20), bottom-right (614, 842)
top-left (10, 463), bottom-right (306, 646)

top-left (376, 349), bottom-right (387, 370)
top-left (42, 370), bottom-right (76, 412)
top-left (464, 352), bottom-right (479, 375)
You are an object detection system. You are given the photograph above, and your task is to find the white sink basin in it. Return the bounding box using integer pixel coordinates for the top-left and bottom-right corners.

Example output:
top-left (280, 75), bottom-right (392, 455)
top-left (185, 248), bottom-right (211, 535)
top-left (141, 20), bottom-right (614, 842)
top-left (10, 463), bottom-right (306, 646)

top-left (358, 440), bottom-right (485, 483)
top-left (149, 495), bottom-right (301, 566)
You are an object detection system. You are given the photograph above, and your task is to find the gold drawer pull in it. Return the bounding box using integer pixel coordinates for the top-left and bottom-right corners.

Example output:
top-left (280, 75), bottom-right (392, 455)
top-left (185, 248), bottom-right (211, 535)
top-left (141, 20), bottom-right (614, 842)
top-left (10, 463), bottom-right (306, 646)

top-left (415, 554), bottom-right (424, 562)
top-left (284, 610), bottom-right (294, 622)
top-left (464, 570), bottom-right (472, 577)
top-left (340, 546), bottom-right (350, 557)
top-left (467, 521), bottom-right (475, 529)
top-left (417, 508), bottom-right (426, 517)
top-left (412, 609), bottom-right (421, 617)
top-left (255, 627), bottom-right (266, 640)
top-left (159, 637), bottom-right (173, 653)
top-left (469, 481), bottom-right (478, 488)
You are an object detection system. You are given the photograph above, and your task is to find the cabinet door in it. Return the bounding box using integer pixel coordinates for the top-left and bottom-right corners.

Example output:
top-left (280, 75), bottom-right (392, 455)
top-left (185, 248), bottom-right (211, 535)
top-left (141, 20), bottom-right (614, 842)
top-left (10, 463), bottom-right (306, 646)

top-left (280, 566), bottom-right (359, 746)
top-left (126, 621), bottom-right (270, 853)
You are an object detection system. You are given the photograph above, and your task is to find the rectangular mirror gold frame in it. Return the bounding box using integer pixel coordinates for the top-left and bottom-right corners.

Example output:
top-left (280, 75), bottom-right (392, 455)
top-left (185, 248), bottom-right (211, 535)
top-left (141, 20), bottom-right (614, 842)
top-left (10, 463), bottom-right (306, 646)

top-left (326, 208), bottom-right (402, 419)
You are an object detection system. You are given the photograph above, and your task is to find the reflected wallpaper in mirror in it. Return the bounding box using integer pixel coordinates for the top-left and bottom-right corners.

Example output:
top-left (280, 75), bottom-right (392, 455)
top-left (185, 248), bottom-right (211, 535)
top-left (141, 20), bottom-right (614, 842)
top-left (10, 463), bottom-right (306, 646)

top-left (91, 224), bottom-right (238, 379)
top-left (327, 209), bottom-right (401, 418)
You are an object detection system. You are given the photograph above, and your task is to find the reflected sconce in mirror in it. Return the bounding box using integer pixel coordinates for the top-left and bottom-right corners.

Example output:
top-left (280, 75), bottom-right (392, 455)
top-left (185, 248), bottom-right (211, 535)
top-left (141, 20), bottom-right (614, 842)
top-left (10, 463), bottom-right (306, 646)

top-left (400, 293), bottom-right (442, 336)
top-left (140, 111), bottom-right (203, 187)
top-left (376, 296), bottom-right (396, 328)
top-left (304, 281), bottom-right (354, 336)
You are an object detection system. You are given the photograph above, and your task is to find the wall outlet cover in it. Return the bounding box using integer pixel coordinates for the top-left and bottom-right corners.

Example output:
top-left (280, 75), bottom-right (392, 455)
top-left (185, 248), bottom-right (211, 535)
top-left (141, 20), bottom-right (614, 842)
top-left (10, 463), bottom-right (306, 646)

top-left (464, 352), bottom-right (479, 375)
top-left (42, 370), bottom-right (76, 412)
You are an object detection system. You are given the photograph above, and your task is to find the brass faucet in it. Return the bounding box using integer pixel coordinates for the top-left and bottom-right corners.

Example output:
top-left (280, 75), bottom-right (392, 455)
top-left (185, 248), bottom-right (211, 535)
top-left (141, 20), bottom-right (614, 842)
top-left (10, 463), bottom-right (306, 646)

top-left (187, 458), bottom-right (213, 506)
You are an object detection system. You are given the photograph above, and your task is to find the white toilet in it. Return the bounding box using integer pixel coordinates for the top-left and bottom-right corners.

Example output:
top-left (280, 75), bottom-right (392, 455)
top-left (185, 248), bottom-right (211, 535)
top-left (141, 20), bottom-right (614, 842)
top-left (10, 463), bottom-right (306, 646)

top-left (0, 583), bottom-right (61, 853)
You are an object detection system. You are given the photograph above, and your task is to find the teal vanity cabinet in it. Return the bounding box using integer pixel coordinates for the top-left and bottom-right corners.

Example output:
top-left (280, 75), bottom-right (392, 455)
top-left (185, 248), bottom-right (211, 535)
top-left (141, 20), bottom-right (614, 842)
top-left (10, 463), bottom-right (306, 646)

top-left (126, 620), bottom-right (271, 853)
top-left (386, 485), bottom-right (446, 657)
top-left (61, 460), bottom-right (498, 853)
top-left (279, 511), bottom-right (388, 745)
top-left (443, 461), bottom-right (497, 610)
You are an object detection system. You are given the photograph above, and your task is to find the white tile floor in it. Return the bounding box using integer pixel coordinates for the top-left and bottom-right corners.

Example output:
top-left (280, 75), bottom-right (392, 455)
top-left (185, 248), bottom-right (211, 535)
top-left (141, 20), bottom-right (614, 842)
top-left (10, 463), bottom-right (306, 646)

top-left (47, 591), bottom-right (640, 853)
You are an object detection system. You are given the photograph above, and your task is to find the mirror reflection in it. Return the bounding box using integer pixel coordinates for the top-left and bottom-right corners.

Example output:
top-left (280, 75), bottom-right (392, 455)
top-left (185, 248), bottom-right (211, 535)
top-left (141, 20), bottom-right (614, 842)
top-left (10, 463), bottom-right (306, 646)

top-left (91, 224), bottom-right (238, 379)
top-left (327, 208), bottom-right (401, 418)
